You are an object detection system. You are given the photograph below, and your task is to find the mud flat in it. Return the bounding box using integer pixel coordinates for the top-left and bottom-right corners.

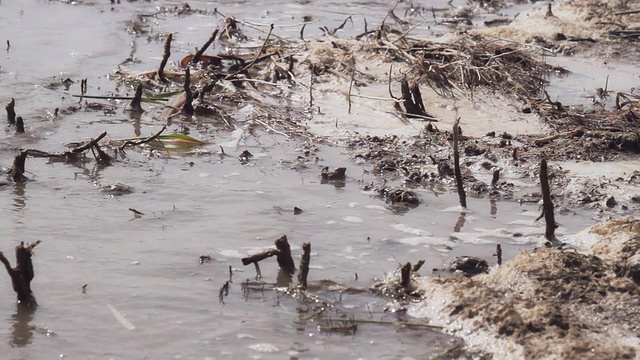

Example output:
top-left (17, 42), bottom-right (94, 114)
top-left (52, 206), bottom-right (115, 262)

top-left (408, 216), bottom-right (640, 359)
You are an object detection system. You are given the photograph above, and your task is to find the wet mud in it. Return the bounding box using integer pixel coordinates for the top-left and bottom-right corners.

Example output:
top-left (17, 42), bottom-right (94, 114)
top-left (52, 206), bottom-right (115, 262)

top-left (408, 216), bottom-right (640, 359)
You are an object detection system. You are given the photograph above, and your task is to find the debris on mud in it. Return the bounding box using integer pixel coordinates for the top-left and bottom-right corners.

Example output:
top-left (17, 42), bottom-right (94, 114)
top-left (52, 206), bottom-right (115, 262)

top-left (407, 216), bottom-right (640, 359)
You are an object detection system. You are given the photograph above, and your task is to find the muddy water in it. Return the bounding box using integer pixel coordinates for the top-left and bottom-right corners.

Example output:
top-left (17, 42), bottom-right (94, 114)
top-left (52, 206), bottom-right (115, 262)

top-left (0, 1), bottom-right (597, 359)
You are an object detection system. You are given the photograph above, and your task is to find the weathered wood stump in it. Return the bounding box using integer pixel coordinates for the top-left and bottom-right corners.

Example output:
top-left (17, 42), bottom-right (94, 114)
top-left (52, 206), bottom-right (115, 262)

top-left (0, 241), bottom-right (42, 307)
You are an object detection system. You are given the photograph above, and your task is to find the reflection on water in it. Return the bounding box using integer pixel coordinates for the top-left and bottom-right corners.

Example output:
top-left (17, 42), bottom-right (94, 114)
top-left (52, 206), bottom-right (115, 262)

top-left (12, 183), bottom-right (27, 214)
top-left (453, 211), bottom-right (466, 232)
top-left (10, 305), bottom-right (36, 348)
top-left (490, 198), bottom-right (497, 217)
top-left (127, 110), bottom-right (142, 137)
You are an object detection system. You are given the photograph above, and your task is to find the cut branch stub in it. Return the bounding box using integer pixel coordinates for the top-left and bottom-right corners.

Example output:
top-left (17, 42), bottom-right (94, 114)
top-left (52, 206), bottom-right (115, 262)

top-left (9, 151), bottom-right (28, 182)
top-left (157, 33), bottom-right (173, 83)
top-left (540, 159), bottom-right (556, 241)
top-left (6, 98), bottom-right (16, 125)
top-left (453, 118), bottom-right (467, 208)
top-left (274, 235), bottom-right (296, 275)
top-left (191, 29), bottom-right (219, 65)
top-left (182, 68), bottom-right (194, 116)
top-left (16, 116), bottom-right (24, 134)
top-left (400, 79), bottom-right (431, 119)
top-left (298, 242), bottom-right (311, 290)
top-left (0, 241), bottom-right (42, 307)
top-left (126, 84), bottom-right (144, 113)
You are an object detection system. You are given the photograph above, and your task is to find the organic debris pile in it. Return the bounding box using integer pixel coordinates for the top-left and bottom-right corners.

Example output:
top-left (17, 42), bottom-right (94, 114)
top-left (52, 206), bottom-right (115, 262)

top-left (405, 216), bottom-right (640, 359)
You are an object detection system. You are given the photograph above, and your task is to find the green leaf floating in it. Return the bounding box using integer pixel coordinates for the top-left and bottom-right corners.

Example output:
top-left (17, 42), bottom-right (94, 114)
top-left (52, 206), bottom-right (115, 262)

top-left (158, 133), bottom-right (206, 146)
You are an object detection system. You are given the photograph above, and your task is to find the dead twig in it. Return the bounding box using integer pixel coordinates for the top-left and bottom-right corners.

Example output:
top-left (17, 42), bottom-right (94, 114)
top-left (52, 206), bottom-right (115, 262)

top-left (540, 159), bottom-right (556, 241)
top-left (119, 126), bottom-right (167, 150)
top-left (157, 33), bottom-right (173, 83)
top-left (0, 241), bottom-right (42, 307)
top-left (298, 242), bottom-right (311, 290)
top-left (453, 118), bottom-right (467, 208)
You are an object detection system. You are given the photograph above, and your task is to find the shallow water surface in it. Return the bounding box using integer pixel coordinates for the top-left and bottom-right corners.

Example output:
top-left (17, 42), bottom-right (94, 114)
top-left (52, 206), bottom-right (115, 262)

top-left (0, 1), bottom-right (599, 359)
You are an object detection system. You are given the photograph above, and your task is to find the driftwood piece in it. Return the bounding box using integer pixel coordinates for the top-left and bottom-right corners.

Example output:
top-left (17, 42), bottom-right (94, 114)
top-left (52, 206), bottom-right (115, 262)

top-left (453, 118), bottom-right (467, 208)
top-left (241, 248), bottom-right (279, 266)
top-left (298, 242), bottom-right (311, 290)
top-left (6, 98), bottom-right (16, 125)
top-left (0, 241), bottom-right (42, 307)
top-left (534, 128), bottom-right (584, 146)
top-left (157, 33), bottom-right (173, 83)
top-left (540, 159), bottom-right (556, 241)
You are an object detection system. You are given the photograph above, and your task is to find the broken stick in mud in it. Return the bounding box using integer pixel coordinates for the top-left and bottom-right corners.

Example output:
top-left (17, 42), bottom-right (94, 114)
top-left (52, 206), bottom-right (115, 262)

top-left (540, 159), bottom-right (556, 241)
top-left (0, 241), bottom-right (42, 307)
top-left (191, 29), bottom-right (219, 65)
top-left (5, 98), bottom-right (16, 125)
top-left (298, 242), bottom-right (310, 290)
top-left (157, 33), bottom-right (172, 83)
top-left (452, 118), bottom-right (467, 208)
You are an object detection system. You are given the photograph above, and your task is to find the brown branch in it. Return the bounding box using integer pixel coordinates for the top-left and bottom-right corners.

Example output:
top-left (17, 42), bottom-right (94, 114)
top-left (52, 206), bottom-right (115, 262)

top-left (533, 128), bottom-right (584, 146)
top-left (275, 235), bottom-right (296, 275)
top-left (6, 98), bottom-right (16, 125)
top-left (453, 118), bottom-right (467, 208)
top-left (540, 159), bottom-right (556, 241)
top-left (126, 84), bottom-right (144, 113)
top-left (191, 29), bottom-right (219, 65)
top-left (0, 241), bottom-right (41, 307)
top-left (157, 33), bottom-right (173, 83)
top-left (119, 126), bottom-right (167, 150)
top-left (16, 116), bottom-right (24, 134)
top-left (9, 151), bottom-right (28, 182)
top-left (400, 262), bottom-right (412, 289)
top-left (347, 67), bottom-right (355, 114)
top-left (182, 68), bottom-right (194, 116)
top-left (241, 249), bottom-right (280, 266)
top-left (493, 244), bottom-right (502, 266)
top-left (72, 131), bottom-right (108, 153)
top-left (298, 242), bottom-right (311, 290)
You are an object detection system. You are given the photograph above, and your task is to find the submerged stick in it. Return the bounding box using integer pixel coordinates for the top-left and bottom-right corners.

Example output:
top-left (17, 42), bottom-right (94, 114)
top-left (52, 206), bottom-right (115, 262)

top-left (491, 169), bottom-right (500, 187)
top-left (6, 98), bottom-right (16, 125)
top-left (119, 126), bottom-right (166, 150)
top-left (298, 242), bottom-right (311, 290)
top-left (241, 249), bottom-right (279, 266)
top-left (126, 84), bottom-right (144, 112)
top-left (540, 159), bottom-right (556, 241)
top-left (452, 118), bottom-right (467, 208)
top-left (191, 29), bottom-right (219, 65)
top-left (9, 151), bottom-right (28, 182)
top-left (0, 241), bottom-right (42, 307)
top-left (15, 116), bottom-right (24, 134)
top-left (157, 33), bottom-right (173, 83)
top-left (309, 71), bottom-right (314, 108)
top-left (182, 68), bottom-right (194, 115)
top-left (400, 262), bottom-right (412, 289)
top-left (493, 244), bottom-right (502, 266)
top-left (347, 67), bottom-right (355, 114)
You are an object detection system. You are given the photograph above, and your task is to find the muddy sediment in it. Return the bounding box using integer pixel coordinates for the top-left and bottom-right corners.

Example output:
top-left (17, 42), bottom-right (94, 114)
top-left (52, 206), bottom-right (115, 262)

top-left (407, 216), bottom-right (640, 359)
